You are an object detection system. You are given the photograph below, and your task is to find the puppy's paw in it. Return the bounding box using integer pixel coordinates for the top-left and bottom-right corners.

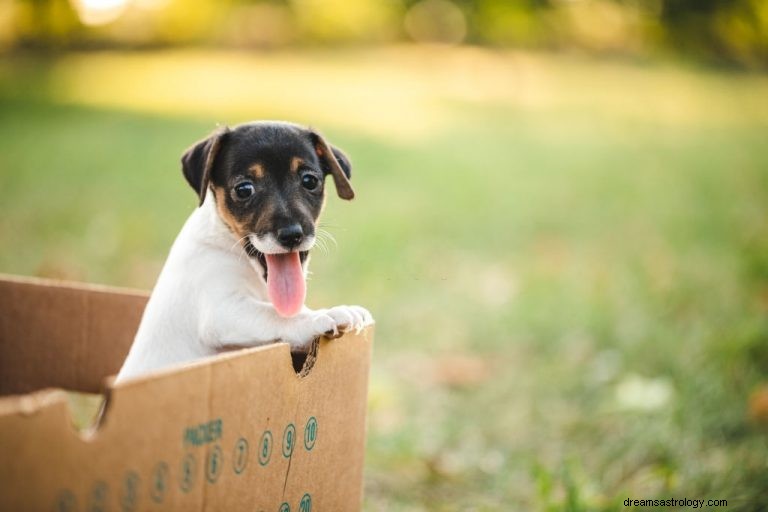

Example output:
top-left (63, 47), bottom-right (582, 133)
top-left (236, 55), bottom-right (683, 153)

top-left (324, 305), bottom-right (374, 335)
top-left (283, 306), bottom-right (374, 350)
top-left (306, 310), bottom-right (341, 339)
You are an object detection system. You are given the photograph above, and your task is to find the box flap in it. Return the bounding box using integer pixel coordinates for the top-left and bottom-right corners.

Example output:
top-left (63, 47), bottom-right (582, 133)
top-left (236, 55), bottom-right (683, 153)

top-left (0, 274), bottom-right (148, 395)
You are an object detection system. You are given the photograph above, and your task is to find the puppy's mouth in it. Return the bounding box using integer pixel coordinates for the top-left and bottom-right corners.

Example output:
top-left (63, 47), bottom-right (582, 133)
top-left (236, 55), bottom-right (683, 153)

top-left (244, 239), bottom-right (308, 318)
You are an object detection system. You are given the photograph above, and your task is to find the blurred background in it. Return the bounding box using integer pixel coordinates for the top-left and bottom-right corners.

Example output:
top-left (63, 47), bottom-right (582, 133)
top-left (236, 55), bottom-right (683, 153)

top-left (1, 0), bottom-right (768, 510)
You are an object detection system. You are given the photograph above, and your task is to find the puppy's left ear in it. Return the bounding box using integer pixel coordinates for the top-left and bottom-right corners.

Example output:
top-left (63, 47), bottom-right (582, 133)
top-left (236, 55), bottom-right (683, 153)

top-left (311, 132), bottom-right (355, 200)
top-left (181, 127), bottom-right (229, 206)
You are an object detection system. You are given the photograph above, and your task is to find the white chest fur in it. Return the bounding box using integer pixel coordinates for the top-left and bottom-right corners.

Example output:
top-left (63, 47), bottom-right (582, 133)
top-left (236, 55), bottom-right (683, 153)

top-left (116, 195), bottom-right (372, 382)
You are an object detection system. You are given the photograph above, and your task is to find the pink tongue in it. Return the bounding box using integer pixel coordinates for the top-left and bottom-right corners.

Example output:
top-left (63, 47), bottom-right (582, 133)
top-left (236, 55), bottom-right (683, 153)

top-left (265, 252), bottom-right (306, 317)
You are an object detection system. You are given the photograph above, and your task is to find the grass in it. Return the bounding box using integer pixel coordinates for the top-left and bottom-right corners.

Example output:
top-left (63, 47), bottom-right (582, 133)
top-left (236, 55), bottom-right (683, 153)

top-left (1, 47), bottom-right (768, 511)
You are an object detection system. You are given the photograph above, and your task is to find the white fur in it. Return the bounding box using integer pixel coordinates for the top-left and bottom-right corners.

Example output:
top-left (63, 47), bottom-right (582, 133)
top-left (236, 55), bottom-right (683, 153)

top-left (116, 192), bottom-right (373, 382)
top-left (250, 232), bottom-right (315, 255)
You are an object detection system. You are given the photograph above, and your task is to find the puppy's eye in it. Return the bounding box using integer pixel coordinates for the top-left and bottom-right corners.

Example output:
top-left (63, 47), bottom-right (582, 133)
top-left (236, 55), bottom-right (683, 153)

top-left (234, 182), bottom-right (255, 200)
top-left (301, 174), bottom-right (320, 191)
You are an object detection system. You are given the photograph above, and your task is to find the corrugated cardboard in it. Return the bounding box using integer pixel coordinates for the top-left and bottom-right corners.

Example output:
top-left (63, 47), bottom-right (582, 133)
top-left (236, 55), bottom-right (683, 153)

top-left (0, 274), bottom-right (373, 511)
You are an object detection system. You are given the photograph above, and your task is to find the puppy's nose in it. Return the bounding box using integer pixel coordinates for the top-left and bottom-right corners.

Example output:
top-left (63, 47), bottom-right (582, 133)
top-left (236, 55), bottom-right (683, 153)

top-left (276, 224), bottom-right (304, 249)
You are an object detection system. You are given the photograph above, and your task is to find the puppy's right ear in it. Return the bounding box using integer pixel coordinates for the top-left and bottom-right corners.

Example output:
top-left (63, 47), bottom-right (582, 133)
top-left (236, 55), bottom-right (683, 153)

top-left (181, 127), bottom-right (229, 206)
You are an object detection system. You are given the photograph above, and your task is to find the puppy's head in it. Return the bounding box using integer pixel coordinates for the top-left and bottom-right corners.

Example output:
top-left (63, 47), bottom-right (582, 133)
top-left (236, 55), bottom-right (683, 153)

top-left (181, 121), bottom-right (354, 317)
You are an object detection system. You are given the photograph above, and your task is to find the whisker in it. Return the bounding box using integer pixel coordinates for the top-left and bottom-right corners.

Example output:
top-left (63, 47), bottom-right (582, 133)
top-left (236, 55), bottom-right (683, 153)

top-left (317, 228), bottom-right (338, 249)
top-left (237, 245), bottom-right (248, 263)
top-left (318, 222), bottom-right (347, 234)
top-left (230, 233), bottom-right (256, 264)
top-left (312, 234), bottom-right (328, 255)
top-left (314, 234), bottom-right (330, 255)
top-left (229, 234), bottom-right (251, 254)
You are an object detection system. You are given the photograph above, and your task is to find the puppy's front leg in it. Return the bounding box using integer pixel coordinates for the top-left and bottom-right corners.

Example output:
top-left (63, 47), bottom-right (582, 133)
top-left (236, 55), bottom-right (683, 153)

top-left (202, 295), bottom-right (373, 352)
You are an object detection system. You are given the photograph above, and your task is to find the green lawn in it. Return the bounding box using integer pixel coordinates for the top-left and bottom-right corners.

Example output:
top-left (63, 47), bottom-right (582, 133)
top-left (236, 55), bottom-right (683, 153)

top-left (1, 48), bottom-right (768, 511)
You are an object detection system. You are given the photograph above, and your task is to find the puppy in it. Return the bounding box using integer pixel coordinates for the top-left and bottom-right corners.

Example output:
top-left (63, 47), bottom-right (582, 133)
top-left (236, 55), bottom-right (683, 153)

top-left (116, 121), bottom-right (373, 382)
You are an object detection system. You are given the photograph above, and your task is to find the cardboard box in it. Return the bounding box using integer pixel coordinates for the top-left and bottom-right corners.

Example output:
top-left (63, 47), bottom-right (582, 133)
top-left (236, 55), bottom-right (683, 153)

top-left (0, 274), bottom-right (373, 511)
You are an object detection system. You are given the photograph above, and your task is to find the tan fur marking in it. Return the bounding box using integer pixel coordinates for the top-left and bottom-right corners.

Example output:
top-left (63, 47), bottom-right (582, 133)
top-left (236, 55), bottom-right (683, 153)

top-left (248, 163), bottom-right (264, 179)
top-left (212, 185), bottom-right (250, 240)
top-left (291, 157), bottom-right (305, 173)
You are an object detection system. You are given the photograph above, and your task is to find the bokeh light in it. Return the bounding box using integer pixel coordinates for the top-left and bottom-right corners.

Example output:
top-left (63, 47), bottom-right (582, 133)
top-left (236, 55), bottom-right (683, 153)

top-left (70, 0), bottom-right (128, 26)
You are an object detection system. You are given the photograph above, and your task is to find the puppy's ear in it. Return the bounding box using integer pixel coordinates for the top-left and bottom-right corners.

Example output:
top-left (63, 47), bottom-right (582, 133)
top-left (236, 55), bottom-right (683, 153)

top-left (181, 127), bottom-right (229, 206)
top-left (329, 146), bottom-right (352, 180)
top-left (310, 131), bottom-right (354, 200)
